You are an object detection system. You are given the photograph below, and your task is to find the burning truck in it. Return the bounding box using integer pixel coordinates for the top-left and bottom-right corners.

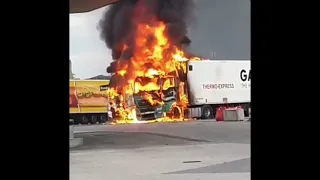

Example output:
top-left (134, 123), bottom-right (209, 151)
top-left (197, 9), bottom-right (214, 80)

top-left (104, 58), bottom-right (197, 124)
top-left (98, 0), bottom-right (251, 124)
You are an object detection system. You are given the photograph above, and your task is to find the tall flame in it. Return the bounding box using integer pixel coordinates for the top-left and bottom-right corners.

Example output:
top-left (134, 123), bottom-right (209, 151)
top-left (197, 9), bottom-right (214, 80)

top-left (107, 21), bottom-right (199, 124)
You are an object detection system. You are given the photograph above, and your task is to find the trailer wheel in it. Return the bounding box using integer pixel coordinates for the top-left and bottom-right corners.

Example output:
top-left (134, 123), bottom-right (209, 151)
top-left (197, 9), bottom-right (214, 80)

top-left (90, 115), bottom-right (98, 124)
top-left (74, 118), bottom-right (80, 125)
top-left (201, 105), bottom-right (214, 119)
top-left (81, 115), bottom-right (89, 124)
top-left (98, 114), bottom-right (107, 123)
top-left (71, 115), bottom-right (80, 125)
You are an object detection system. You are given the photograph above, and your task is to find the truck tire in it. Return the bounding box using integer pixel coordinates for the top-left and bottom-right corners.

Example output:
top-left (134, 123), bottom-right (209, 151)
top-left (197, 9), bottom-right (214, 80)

top-left (136, 113), bottom-right (142, 121)
top-left (167, 106), bottom-right (181, 119)
top-left (98, 114), bottom-right (107, 123)
top-left (172, 106), bottom-right (181, 119)
top-left (201, 105), bottom-right (214, 119)
top-left (72, 116), bottom-right (80, 125)
top-left (90, 115), bottom-right (98, 124)
top-left (81, 115), bottom-right (89, 124)
top-left (73, 119), bottom-right (80, 125)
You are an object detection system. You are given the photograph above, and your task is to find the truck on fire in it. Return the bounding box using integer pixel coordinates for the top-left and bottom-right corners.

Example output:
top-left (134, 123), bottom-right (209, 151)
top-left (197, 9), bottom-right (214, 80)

top-left (107, 60), bottom-right (250, 121)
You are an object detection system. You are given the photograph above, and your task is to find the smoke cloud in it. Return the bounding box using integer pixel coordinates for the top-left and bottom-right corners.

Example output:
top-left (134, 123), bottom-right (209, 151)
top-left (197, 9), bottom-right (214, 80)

top-left (98, 0), bottom-right (196, 74)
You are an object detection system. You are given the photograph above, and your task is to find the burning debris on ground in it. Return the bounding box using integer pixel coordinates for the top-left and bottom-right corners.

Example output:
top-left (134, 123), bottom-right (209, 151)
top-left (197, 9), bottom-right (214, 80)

top-left (98, 0), bottom-right (201, 124)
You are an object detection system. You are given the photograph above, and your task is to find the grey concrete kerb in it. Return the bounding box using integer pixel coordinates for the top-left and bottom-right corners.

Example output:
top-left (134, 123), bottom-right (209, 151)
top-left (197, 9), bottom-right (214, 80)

top-left (70, 138), bottom-right (84, 148)
top-left (70, 119), bottom-right (84, 148)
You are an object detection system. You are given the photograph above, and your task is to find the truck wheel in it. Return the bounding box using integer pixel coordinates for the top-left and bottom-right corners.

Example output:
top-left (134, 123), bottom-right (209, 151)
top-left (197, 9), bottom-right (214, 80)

top-left (136, 113), bottom-right (142, 121)
top-left (201, 105), bottom-right (214, 119)
top-left (172, 106), bottom-right (182, 119)
top-left (81, 115), bottom-right (89, 124)
top-left (90, 115), bottom-right (98, 124)
top-left (71, 116), bottom-right (80, 125)
top-left (74, 118), bottom-right (80, 125)
top-left (98, 114), bottom-right (107, 123)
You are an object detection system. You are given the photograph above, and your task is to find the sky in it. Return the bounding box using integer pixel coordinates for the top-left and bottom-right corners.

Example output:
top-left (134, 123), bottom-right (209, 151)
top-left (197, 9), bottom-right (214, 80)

top-left (70, 7), bottom-right (111, 79)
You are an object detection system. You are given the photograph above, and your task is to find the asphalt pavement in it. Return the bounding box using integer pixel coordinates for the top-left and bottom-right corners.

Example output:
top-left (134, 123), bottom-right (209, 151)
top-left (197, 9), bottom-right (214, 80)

top-left (70, 120), bottom-right (250, 180)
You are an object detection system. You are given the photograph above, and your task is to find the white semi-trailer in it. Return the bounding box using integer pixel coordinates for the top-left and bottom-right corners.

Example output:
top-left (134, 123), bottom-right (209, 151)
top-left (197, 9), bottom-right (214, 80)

top-left (186, 60), bottom-right (251, 119)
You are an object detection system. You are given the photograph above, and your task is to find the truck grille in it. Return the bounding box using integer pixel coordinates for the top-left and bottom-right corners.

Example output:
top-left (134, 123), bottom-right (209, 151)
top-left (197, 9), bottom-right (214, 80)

top-left (138, 106), bottom-right (156, 121)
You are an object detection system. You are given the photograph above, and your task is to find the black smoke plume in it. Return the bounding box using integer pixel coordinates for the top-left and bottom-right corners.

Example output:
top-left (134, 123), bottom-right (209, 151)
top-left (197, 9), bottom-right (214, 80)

top-left (98, 0), bottom-right (196, 75)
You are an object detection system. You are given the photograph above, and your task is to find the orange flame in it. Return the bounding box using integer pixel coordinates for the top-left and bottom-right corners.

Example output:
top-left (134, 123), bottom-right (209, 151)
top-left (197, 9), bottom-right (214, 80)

top-left (107, 21), bottom-right (200, 124)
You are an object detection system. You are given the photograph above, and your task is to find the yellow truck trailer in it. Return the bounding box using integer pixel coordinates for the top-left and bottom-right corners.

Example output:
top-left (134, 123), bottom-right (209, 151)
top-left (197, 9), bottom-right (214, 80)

top-left (69, 80), bottom-right (110, 124)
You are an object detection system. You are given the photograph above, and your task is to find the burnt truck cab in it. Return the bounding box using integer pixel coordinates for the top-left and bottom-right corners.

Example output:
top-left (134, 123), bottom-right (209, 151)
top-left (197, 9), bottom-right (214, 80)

top-left (133, 92), bottom-right (164, 120)
top-left (133, 75), bottom-right (181, 120)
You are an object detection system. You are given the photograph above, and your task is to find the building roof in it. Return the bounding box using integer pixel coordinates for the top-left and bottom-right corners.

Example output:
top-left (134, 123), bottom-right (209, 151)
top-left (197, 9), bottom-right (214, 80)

top-left (70, 0), bottom-right (118, 13)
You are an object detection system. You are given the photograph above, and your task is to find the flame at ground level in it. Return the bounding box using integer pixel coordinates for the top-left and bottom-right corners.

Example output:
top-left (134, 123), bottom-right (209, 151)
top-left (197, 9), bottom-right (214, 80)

top-left (110, 118), bottom-right (193, 125)
top-left (107, 101), bottom-right (195, 125)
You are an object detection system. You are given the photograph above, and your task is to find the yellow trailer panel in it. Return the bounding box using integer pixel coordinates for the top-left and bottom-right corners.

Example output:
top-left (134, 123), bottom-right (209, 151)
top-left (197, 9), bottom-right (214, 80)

top-left (69, 80), bottom-right (110, 114)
